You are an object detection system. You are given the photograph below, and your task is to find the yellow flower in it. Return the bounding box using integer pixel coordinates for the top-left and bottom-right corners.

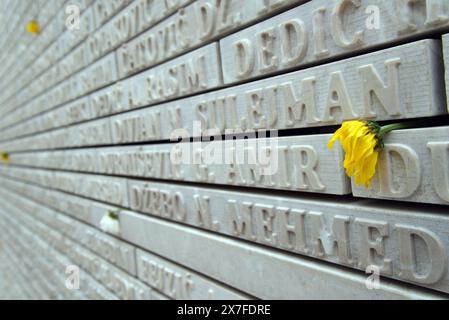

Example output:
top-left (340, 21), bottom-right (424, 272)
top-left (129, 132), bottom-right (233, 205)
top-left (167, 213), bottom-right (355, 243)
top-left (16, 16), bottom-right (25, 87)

top-left (329, 119), bottom-right (420, 188)
top-left (0, 152), bottom-right (9, 163)
top-left (328, 120), bottom-right (381, 188)
top-left (26, 20), bottom-right (40, 34)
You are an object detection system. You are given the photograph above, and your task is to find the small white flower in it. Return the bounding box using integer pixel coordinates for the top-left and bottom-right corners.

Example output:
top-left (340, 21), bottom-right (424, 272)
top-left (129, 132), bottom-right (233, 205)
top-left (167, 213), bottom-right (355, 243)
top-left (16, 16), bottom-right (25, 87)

top-left (100, 211), bottom-right (120, 235)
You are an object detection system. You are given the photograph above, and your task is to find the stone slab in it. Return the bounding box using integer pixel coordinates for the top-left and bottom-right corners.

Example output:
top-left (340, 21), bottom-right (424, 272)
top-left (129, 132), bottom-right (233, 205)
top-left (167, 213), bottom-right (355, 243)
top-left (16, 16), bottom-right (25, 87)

top-left (110, 39), bottom-right (447, 139)
top-left (3, 183), bottom-right (247, 301)
top-left (1, 39), bottom-right (446, 144)
top-left (93, 0), bottom-right (132, 28)
top-left (117, 0), bottom-right (307, 78)
top-left (3, 172), bottom-right (449, 293)
top-left (0, 117), bottom-right (112, 152)
top-left (0, 176), bottom-right (249, 299)
top-left (125, 177), bottom-right (449, 294)
top-left (0, 201), bottom-right (163, 300)
top-left (87, 0), bottom-right (193, 63)
top-left (443, 33), bottom-right (449, 113)
top-left (0, 167), bottom-right (129, 207)
top-left (0, 191), bottom-right (250, 300)
top-left (352, 125), bottom-right (449, 205)
top-left (136, 249), bottom-right (250, 299)
top-left (0, 211), bottom-right (118, 300)
top-left (8, 133), bottom-right (350, 195)
top-left (118, 42), bottom-right (223, 112)
top-left (0, 42), bottom-right (222, 142)
top-left (119, 208), bottom-right (444, 299)
top-left (220, 0), bottom-right (449, 84)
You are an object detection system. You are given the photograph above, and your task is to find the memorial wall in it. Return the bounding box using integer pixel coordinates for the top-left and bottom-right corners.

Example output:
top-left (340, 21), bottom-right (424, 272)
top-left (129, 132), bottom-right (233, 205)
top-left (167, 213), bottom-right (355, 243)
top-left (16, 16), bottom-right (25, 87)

top-left (0, 0), bottom-right (449, 300)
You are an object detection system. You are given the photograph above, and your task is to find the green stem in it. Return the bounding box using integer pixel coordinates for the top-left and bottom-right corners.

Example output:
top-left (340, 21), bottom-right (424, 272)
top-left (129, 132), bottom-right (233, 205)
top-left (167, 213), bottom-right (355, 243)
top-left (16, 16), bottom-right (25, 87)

top-left (379, 120), bottom-right (423, 136)
top-left (108, 210), bottom-right (120, 220)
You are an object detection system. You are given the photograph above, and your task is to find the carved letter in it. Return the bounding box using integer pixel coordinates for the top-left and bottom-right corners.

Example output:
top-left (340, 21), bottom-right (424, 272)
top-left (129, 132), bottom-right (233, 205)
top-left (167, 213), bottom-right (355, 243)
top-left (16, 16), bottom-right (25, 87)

top-left (276, 207), bottom-right (308, 253)
top-left (312, 7), bottom-right (330, 58)
top-left (396, 224), bottom-right (447, 284)
top-left (359, 58), bottom-right (401, 118)
top-left (332, 215), bottom-right (353, 265)
top-left (279, 19), bottom-right (308, 66)
top-left (377, 144), bottom-right (421, 198)
top-left (291, 146), bottom-right (325, 191)
top-left (282, 78), bottom-right (320, 126)
top-left (228, 200), bottom-right (256, 240)
top-left (198, 2), bottom-right (216, 40)
top-left (355, 218), bottom-right (393, 275)
top-left (193, 194), bottom-right (219, 231)
top-left (396, 0), bottom-right (449, 33)
top-left (322, 71), bottom-right (357, 122)
top-left (256, 27), bottom-right (278, 73)
top-left (254, 204), bottom-right (276, 245)
top-left (233, 39), bottom-right (255, 79)
top-left (331, 0), bottom-right (364, 49)
top-left (428, 142), bottom-right (449, 202)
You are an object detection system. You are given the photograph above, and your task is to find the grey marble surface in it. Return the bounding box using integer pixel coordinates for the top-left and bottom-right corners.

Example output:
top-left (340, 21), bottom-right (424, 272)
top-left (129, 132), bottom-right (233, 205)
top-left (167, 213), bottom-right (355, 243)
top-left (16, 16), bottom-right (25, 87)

top-left (0, 245), bottom-right (28, 300)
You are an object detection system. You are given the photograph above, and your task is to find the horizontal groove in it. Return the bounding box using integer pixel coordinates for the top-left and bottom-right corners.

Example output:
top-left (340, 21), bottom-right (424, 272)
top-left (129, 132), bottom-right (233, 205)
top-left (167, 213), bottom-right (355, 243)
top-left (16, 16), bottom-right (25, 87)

top-left (2, 162), bottom-right (449, 215)
top-left (4, 115), bottom-right (449, 154)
